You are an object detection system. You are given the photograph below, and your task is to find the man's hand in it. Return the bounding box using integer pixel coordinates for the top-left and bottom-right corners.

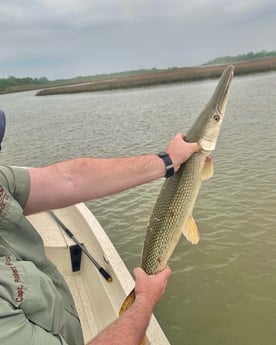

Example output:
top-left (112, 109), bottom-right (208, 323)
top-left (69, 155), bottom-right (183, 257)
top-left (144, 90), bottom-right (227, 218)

top-left (134, 266), bottom-right (172, 309)
top-left (166, 133), bottom-right (200, 173)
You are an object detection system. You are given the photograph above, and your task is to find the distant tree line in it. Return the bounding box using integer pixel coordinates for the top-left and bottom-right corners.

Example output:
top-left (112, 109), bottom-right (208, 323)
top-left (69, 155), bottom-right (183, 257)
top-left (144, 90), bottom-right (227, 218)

top-left (0, 69), bottom-right (162, 94)
top-left (205, 50), bottom-right (276, 65)
top-left (0, 76), bottom-right (49, 93)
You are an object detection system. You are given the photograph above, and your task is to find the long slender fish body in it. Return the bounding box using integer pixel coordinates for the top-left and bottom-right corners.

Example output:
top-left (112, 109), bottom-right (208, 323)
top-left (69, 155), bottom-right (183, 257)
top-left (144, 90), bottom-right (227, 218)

top-left (142, 65), bottom-right (234, 274)
top-left (119, 66), bottom-right (234, 324)
top-left (141, 151), bottom-right (209, 274)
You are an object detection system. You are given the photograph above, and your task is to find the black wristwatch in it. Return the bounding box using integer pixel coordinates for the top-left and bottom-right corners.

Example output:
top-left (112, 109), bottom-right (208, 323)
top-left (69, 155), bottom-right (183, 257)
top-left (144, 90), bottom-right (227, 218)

top-left (158, 152), bottom-right (174, 178)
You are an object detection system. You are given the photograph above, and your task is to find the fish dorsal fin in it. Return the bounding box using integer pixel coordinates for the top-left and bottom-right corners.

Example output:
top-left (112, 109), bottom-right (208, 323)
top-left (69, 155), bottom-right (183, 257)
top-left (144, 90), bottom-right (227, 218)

top-left (201, 156), bottom-right (214, 181)
top-left (183, 215), bottom-right (200, 244)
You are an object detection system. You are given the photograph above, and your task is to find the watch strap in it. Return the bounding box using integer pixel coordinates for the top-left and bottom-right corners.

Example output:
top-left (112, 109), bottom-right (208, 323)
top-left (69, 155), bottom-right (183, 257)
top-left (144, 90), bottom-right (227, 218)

top-left (158, 152), bottom-right (174, 178)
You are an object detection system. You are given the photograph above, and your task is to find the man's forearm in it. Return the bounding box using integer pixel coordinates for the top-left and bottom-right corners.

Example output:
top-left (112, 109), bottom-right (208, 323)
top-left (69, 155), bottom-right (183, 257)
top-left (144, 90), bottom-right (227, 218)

top-left (25, 155), bottom-right (166, 214)
top-left (63, 155), bottom-right (166, 199)
top-left (87, 296), bottom-right (153, 345)
top-left (24, 134), bottom-right (199, 215)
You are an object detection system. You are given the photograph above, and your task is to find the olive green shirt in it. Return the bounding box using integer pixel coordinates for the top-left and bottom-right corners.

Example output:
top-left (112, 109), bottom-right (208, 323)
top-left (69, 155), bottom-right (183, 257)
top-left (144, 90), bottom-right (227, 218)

top-left (0, 166), bottom-right (84, 345)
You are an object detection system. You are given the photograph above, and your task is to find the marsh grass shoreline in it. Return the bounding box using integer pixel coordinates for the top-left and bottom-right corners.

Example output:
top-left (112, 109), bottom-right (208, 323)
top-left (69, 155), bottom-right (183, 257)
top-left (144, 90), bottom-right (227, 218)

top-left (36, 58), bottom-right (276, 96)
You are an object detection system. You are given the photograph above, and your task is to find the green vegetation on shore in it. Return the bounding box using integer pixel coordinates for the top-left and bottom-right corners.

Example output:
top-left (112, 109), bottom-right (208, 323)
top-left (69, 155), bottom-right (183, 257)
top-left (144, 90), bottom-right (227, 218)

top-left (0, 76), bottom-right (50, 93)
top-left (204, 50), bottom-right (276, 65)
top-left (1, 50), bottom-right (276, 95)
top-left (0, 69), bottom-right (160, 94)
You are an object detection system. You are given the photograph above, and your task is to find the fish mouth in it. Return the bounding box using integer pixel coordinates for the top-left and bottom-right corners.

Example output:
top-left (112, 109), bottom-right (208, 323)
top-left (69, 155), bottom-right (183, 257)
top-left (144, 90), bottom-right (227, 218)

top-left (185, 65), bottom-right (234, 147)
top-left (213, 65), bottom-right (234, 114)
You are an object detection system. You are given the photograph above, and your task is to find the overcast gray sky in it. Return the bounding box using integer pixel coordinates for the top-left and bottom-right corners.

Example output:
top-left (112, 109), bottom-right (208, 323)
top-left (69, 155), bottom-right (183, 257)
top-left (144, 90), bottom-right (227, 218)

top-left (1, 0), bottom-right (275, 79)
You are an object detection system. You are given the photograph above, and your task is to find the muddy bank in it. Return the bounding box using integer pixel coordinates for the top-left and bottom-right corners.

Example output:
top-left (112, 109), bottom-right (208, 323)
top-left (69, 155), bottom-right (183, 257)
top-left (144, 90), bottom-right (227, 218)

top-left (37, 58), bottom-right (276, 96)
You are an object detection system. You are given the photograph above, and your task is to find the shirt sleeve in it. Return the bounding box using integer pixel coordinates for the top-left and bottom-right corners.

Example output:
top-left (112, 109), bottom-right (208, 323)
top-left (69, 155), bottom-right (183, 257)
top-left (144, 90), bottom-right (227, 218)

top-left (0, 300), bottom-right (69, 345)
top-left (0, 166), bottom-right (30, 208)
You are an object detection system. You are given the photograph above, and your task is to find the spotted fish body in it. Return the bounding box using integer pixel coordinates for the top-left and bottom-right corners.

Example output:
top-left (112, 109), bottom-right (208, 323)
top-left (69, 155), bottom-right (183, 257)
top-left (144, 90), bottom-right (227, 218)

top-left (141, 65), bottom-right (234, 275)
top-left (119, 66), bottom-right (234, 331)
top-left (141, 151), bottom-right (209, 274)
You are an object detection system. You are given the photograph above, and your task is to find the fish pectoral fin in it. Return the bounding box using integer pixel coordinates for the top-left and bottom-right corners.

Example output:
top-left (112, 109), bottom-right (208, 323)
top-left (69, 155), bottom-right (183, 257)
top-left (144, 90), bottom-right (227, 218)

top-left (183, 215), bottom-right (200, 244)
top-left (201, 156), bottom-right (214, 181)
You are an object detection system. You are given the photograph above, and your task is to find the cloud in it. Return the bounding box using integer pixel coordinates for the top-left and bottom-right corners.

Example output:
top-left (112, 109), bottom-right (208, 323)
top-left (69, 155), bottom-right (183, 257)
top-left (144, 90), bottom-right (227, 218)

top-left (0, 0), bottom-right (275, 78)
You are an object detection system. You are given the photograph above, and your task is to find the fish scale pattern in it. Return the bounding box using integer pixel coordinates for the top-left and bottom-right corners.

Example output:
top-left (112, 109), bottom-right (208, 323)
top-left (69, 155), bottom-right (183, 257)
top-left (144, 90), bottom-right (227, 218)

top-left (141, 152), bottom-right (206, 274)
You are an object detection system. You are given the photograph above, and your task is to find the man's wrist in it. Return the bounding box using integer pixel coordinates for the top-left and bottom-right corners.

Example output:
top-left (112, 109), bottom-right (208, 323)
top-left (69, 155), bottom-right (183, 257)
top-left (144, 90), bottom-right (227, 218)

top-left (157, 152), bottom-right (174, 178)
top-left (134, 294), bottom-right (156, 315)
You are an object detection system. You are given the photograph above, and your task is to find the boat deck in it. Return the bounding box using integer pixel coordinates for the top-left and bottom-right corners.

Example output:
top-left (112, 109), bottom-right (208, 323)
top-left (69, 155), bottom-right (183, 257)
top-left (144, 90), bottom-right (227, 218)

top-left (28, 210), bottom-right (99, 342)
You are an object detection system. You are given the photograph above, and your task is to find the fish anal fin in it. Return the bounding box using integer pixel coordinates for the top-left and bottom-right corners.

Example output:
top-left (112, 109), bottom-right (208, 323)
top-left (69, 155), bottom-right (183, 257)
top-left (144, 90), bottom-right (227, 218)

top-left (201, 156), bottom-right (214, 181)
top-left (183, 215), bottom-right (200, 244)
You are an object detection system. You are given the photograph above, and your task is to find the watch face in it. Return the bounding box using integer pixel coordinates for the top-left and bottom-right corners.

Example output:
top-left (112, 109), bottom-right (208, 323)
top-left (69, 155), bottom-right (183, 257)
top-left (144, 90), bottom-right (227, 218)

top-left (158, 152), bottom-right (167, 158)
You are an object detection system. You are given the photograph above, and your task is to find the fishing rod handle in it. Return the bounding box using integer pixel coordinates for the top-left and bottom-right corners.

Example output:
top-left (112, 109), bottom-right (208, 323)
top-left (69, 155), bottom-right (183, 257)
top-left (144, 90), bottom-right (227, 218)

top-left (99, 267), bottom-right (113, 282)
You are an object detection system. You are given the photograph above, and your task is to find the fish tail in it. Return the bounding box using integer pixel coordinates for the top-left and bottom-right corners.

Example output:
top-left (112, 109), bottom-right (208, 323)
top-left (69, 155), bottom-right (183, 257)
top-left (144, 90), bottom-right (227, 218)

top-left (119, 288), bottom-right (136, 315)
top-left (119, 288), bottom-right (147, 345)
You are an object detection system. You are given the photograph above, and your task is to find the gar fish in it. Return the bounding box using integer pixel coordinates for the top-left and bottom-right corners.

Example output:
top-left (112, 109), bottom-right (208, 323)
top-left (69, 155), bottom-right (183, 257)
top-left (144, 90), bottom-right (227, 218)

top-left (120, 65), bottom-right (234, 325)
top-left (141, 65), bottom-right (234, 274)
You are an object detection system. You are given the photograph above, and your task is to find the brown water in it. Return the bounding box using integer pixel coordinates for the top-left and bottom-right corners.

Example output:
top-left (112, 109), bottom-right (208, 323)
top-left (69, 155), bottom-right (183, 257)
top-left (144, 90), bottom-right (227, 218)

top-left (1, 72), bottom-right (276, 344)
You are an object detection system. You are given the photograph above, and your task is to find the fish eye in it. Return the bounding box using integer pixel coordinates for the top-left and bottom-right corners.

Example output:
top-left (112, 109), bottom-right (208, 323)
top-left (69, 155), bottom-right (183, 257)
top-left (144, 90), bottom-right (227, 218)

top-left (213, 114), bottom-right (221, 122)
